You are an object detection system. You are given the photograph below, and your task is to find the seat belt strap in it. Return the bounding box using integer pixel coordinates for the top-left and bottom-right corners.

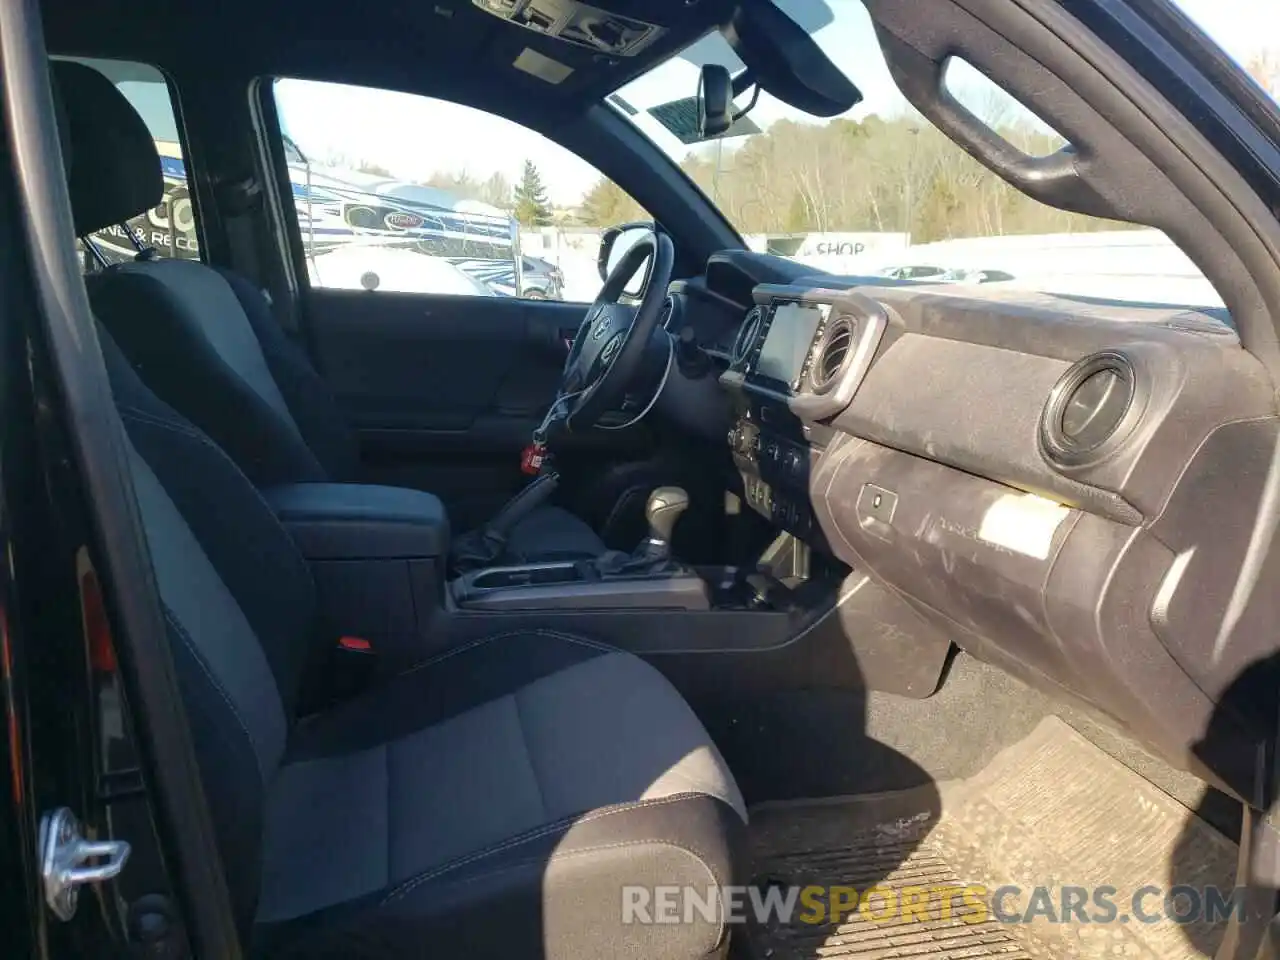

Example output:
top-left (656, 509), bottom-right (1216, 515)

top-left (218, 175), bottom-right (301, 334)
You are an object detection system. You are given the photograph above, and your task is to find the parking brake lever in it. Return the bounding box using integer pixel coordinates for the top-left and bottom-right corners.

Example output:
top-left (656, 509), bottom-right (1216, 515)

top-left (450, 473), bottom-right (559, 574)
top-left (486, 472), bottom-right (559, 537)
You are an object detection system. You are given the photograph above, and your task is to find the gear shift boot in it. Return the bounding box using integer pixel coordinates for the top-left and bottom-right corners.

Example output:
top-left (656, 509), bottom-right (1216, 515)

top-left (594, 486), bottom-right (690, 577)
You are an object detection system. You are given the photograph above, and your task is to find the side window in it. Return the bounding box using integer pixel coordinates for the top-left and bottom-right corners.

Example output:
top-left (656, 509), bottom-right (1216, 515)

top-left (56, 58), bottom-right (201, 268)
top-left (271, 78), bottom-right (650, 303)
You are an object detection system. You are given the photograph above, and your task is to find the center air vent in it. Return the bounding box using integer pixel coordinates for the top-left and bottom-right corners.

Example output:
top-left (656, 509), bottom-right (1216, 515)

top-left (732, 307), bottom-right (763, 367)
top-left (810, 317), bottom-right (856, 392)
top-left (1041, 351), bottom-right (1138, 466)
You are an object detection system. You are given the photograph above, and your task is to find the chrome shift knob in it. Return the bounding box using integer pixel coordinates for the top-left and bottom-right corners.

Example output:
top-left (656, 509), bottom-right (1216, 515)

top-left (645, 486), bottom-right (689, 555)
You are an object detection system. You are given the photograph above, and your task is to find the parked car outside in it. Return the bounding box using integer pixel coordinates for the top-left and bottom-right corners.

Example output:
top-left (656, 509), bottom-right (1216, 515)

top-left (937, 267), bottom-right (1017, 283)
top-left (307, 246), bottom-right (494, 296)
top-left (877, 264), bottom-right (948, 280)
top-left (520, 256), bottom-right (565, 299)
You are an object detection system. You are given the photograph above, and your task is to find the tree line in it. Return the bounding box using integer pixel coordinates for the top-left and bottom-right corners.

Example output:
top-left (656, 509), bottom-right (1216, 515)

top-left (580, 114), bottom-right (1128, 241)
top-left (418, 160), bottom-right (552, 227)
top-left (336, 48), bottom-right (1279, 241)
top-left (575, 48), bottom-right (1280, 241)
top-left (411, 114), bottom-right (1129, 240)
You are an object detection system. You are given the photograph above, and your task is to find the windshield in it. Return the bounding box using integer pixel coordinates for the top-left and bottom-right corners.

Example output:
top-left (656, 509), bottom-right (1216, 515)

top-left (610, 0), bottom-right (1278, 313)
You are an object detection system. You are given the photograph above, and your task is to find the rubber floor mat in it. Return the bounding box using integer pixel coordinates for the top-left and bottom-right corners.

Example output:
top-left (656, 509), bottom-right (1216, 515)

top-left (742, 717), bottom-right (1237, 960)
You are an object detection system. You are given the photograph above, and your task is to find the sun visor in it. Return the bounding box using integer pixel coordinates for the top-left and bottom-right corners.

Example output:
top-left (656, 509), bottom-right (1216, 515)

top-left (646, 96), bottom-right (762, 145)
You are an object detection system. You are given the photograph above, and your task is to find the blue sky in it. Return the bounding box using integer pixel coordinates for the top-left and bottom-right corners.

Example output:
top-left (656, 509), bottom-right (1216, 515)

top-left (272, 0), bottom-right (1279, 206)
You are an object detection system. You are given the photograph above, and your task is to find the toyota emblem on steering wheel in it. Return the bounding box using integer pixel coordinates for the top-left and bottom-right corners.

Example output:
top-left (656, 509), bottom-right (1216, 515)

top-left (590, 313), bottom-right (611, 340)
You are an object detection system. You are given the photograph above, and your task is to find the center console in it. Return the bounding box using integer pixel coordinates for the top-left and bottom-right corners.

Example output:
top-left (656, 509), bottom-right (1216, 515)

top-left (729, 418), bottom-right (823, 539)
top-left (452, 560), bottom-right (710, 610)
top-left (264, 483), bottom-right (451, 667)
top-left (264, 482), bottom-right (715, 657)
top-left (452, 485), bottom-right (710, 610)
top-left (720, 287), bottom-right (890, 547)
top-left (263, 467), bottom-right (932, 704)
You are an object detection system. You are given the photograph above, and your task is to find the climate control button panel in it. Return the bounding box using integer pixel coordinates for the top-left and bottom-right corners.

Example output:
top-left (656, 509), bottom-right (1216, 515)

top-left (729, 418), bottom-right (820, 540)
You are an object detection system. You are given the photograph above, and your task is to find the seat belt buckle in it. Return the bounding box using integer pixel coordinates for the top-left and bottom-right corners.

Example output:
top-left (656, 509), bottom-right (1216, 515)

top-left (520, 441), bottom-right (547, 476)
top-left (321, 636), bottom-right (378, 707)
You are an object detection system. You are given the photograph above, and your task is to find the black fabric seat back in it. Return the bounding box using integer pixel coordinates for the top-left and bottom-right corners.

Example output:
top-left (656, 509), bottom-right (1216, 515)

top-left (53, 60), bottom-right (359, 487)
top-left (100, 323), bottom-right (319, 937)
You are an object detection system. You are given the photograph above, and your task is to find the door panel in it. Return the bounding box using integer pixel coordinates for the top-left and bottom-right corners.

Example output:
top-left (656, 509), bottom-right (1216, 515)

top-left (308, 289), bottom-right (578, 433)
top-left (305, 289), bottom-right (649, 528)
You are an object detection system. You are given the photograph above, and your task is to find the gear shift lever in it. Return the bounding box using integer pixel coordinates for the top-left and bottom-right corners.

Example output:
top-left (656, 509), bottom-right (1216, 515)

top-left (641, 486), bottom-right (689, 563)
top-left (593, 486), bottom-right (691, 577)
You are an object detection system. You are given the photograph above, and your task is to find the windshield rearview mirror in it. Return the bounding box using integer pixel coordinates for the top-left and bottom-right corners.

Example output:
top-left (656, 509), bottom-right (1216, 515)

top-left (597, 223), bottom-right (654, 298)
top-left (698, 64), bottom-right (734, 138)
top-left (725, 3), bottom-right (861, 117)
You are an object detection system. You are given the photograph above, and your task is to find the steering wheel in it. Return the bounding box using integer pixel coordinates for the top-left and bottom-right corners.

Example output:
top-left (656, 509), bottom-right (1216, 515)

top-left (555, 230), bottom-right (675, 432)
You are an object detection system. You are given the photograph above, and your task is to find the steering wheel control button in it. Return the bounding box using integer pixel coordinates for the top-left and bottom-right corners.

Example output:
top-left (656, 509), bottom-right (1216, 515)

top-left (857, 483), bottom-right (898, 540)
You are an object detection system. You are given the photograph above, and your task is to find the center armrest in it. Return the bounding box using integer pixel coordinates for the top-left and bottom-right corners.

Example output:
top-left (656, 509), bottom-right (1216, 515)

top-left (263, 483), bottom-right (450, 560)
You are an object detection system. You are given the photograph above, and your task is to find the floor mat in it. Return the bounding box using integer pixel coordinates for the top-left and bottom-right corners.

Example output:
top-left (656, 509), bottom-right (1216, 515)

top-left (742, 717), bottom-right (1238, 959)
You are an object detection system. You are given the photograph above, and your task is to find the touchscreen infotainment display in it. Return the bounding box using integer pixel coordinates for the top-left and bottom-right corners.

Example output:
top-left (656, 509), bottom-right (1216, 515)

top-left (755, 302), bottom-right (828, 386)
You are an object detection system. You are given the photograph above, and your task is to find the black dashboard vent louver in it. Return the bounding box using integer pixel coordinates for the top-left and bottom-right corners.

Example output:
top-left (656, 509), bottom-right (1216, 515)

top-left (1040, 351), bottom-right (1138, 467)
top-left (812, 317), bottom-right (854, 391)
top-left (733, 307), bottom-right (763, 367)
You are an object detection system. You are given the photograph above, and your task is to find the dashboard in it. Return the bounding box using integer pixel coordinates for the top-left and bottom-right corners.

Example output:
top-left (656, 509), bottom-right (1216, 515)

top-left (663, 248), bottom-right (1275, 801)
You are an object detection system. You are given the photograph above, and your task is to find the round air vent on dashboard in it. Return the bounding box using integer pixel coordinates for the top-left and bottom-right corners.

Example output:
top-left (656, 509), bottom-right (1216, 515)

top-left (732, 307), bottom-right (763, 367)
top-left (1040, 351), bottom-right (1138, 466)
top-left (809, 316), bottom-right (856, 393)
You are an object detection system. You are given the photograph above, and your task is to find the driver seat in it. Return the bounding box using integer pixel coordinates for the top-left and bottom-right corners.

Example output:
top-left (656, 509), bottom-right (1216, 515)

top-left (54, 60), bottom-right (606, 565)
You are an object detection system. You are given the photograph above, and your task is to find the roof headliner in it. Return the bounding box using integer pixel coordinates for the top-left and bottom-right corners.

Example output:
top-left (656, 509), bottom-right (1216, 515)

top-left (41, 0), bottom-right (739, 118)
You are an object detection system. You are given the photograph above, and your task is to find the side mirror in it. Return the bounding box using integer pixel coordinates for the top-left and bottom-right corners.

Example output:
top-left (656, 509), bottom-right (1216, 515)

top-left (597, 223), bottom-right (655, 297)
top-left (697, 64), bottom-right (734, 139)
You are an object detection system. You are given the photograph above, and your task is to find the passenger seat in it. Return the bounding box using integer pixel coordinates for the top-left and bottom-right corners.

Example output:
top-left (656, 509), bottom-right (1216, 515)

top-left (97, 320), bottom-right (746, 957)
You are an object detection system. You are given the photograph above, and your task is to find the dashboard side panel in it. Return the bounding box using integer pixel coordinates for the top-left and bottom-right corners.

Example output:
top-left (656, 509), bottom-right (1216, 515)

top-left (873, 287), bottom-right (1238, 357)
top-left (1148, 417), bottom-right (1280, 712)
top-left (831, 332), bottom-right (1142, 521)
top-left (1045, 517), bottom-right (1263, 799)
top-left (698, 256), bottom-right (1278, 800)
top-left (832, 316), bottom-right (1274, 523)
top-left (814, 436), bottom-right (1078, 684)
top-left (811, 434), bottom-right (1264, 797)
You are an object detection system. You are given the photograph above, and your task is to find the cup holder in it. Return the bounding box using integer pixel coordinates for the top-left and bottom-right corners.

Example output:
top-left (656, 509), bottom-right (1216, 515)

top-left (468, 562), bottom-right (583, 591)
top-left (453, 560), bottom-right (712, 611)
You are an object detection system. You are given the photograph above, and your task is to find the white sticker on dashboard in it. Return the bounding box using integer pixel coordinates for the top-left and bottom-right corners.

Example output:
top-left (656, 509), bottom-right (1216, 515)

top-left (978, 493), bottom-right (1071, 560)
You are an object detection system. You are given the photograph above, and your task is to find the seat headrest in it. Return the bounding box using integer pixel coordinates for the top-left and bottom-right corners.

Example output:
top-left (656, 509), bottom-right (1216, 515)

top-left (50, 60), bottom-right (163, 237)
